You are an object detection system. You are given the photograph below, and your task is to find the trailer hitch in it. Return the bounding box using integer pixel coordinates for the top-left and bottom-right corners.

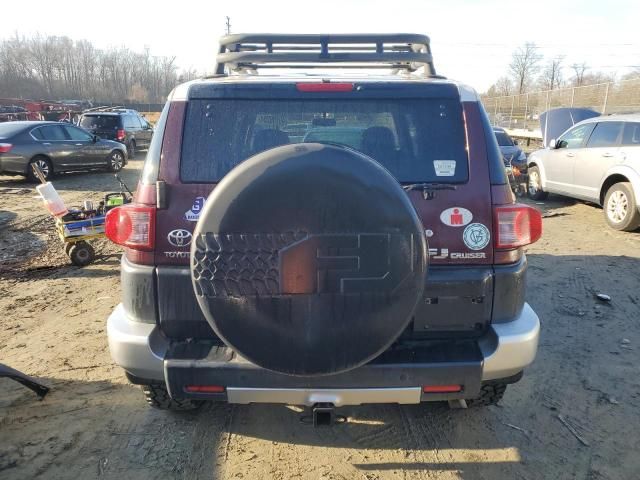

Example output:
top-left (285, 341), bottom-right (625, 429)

top-left (300, 403), bottom-right (347, 426)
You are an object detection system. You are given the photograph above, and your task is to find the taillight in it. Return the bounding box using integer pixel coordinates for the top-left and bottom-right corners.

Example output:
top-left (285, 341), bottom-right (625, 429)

top-left (494, 204), bottom-right (542, 249)
top-left (184, 385), bottom-right (225, 393)
top-left (0, 143), bottom-right (12, 153)
top-left (105, 205), bottom-right (155, 250)
top-left (296, 82), bottom-right (354, 92)
top-left (116, 129), bottom-right (126, 141)
top-left (423, 385), bottom-right (463, 393)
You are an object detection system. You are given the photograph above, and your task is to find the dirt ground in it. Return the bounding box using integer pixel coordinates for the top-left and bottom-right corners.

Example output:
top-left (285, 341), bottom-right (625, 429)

top-left (1, 157), bottom-right (639, 480)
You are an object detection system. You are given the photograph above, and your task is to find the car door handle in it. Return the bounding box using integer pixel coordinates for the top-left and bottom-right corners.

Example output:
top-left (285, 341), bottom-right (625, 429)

top-left (602, 152), bottom-right (614, 158)
top-left (75, 143), bottom-right (83, 146)
top-left (43, 142), bottom-right (51, 146)
top-left (566, 152), bottom-right (575, 157)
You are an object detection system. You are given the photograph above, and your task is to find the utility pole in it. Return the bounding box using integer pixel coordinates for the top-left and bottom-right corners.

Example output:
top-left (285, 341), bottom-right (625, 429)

top-left (225, 16), bottom-right (231, 35)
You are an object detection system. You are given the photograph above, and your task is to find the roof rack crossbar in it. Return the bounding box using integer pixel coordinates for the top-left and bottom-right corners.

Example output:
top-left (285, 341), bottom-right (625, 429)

top-left (215, 34), bottom-right (436, 76)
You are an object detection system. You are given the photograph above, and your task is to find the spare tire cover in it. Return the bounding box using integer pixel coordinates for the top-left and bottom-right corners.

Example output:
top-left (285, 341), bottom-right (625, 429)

top-left (191, 143), bottom-right (428, 376)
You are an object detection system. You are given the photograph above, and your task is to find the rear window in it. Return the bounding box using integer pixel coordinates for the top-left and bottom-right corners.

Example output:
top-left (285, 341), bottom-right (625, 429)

top-left (0, 122), bottom-right (28, 139)
top-left (80, 115), bottom-right (119, 130)
top-left (180, 98), bottom-right (468, 183)
top-left (494, 131), bottom-right (514, 146)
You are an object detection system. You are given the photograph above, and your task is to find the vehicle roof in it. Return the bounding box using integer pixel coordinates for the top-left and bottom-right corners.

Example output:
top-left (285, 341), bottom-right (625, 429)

top-left (576, 113), bottom-right (640, 125)
top-left (168, 75), bottom-right (479, 102)
top-left (82, 111), bottom-right (127, 116)
top-left (0, 121), bottom-right (62, 129)
top-left (492, 127), bottom-right (507, 132)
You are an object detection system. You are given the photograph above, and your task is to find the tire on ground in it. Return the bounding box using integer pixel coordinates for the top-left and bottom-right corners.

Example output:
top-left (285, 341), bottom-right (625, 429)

top-left (142, 384), bottom-right (202, 410)
top-left (466, 383), bottom-right (507, 407)
top-left (191, 143), bottom-right (428, 376)
top-left (27, 156), bottom-right (53, 182)
top-left (68, 241), bottom-right (95, 267)
top-left (603, 182), bottom-right (640, 231)
top-left (527, 166), bottom-right (548, 201)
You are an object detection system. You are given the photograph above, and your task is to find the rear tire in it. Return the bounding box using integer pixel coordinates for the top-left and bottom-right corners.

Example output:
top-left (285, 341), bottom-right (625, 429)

top-left (108, 150), bottom-right (125, 172)
top-left (27, 156), bottom-right (53, 182)
top-left (527, 166), bottom-right (548, 201)
top-left (466, 383), bottom-right (507, 407)
top-left (142, 384), bottom-right (202, 411)
top-left (604, 182), bottom-right (640, 231)
top-left (68, 241), bottom-right (95, 267)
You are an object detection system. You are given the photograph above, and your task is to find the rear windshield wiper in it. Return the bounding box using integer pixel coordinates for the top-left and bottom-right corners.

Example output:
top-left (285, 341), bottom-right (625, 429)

top-left (402, 182), bottom-right (457, 200)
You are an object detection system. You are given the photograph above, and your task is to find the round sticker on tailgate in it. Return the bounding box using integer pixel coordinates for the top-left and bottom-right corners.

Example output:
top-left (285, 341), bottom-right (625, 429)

top-left (463, 223), bottom-right (490, 250)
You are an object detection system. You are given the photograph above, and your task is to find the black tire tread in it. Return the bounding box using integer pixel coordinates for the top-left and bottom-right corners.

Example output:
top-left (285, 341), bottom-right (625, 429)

top-left (68, 241), bottom-right (95, 267)
top-left (466, 383), bottom-right (507, 407)
top-left (141, 384), bottom-right (202, 411)
top-left (193, 231), bottom-right (307, 297)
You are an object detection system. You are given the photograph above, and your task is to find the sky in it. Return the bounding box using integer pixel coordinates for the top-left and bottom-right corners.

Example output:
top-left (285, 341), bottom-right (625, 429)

top-left (2, 0), bottom-right (639, 92)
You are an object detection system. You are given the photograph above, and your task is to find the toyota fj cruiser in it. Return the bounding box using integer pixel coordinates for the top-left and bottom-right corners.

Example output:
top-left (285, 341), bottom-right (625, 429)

top-left (105, 34), bottom-right (542, 418)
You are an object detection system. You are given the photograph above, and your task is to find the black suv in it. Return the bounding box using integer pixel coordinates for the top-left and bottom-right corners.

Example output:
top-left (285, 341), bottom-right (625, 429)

top-left (105, 34), bottom-right (542, 418)
top-left (78, 108), bottom-right (153, 158)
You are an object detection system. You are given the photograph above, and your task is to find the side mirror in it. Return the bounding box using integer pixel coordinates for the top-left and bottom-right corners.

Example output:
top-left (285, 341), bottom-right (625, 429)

top-left (513, 140), bottom-right (519, 146)
top-left (92, 135), bottom-right (99, 143)
top-left (548, 139), bottom-right (557, 149)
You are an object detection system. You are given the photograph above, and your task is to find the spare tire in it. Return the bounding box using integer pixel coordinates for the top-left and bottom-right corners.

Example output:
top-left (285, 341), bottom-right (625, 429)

top-left (191, 143), bottom-right (428, 376)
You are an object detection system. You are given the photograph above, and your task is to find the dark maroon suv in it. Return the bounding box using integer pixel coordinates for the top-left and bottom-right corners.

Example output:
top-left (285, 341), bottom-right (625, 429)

top-left (105, 34), bottom-right (542, 418)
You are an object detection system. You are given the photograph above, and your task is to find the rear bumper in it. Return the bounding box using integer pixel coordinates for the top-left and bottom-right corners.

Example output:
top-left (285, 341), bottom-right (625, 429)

top-left (107, 303), bottom-right (540, 405)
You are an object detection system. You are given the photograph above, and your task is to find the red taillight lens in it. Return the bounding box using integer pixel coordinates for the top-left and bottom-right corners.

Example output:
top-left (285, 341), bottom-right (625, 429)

top-left (116, 129), bottom-right (126, 141)
top-left (184, 385), bottom-right (225, 393)
top-left (296, 82), bottom-right (354, 92)
top-left (423, 385), bottom-right (463, 393)
top-left (0, 143), bottom-right (13, 153)
top-left (494, 204), bottom-right (542, 249)
top-left (105, 205), bottom-right (155, 250)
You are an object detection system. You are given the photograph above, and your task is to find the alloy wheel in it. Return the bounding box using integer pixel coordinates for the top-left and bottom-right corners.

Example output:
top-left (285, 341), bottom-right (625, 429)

top-left (607, 190), bottom-right (628, 223)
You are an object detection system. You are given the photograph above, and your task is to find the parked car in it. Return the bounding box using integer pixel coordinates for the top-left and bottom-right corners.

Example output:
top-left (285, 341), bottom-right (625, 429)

top-left (0, 121), bottom-right (127, 181)
top-left (104, 34), bottom-right (542, 417)
top-left (78, 109), bottom-right (153, 158)
top-left (493, 127), bottom-right (527, 171)
top-left (528, 114), bottom-right (640, 231)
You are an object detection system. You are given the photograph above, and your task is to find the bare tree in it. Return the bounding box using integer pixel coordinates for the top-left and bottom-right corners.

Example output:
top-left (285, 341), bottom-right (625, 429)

top-left (509, 42), bottom-right (542, 94)
top-left (0, 33), bottom-right (197, 103)
top-left (571, 62), bottom-right (588, 86)
top-left (539, 57), bottom-right (564, 90)
top-left (486, 76), bottom-right (513, 96)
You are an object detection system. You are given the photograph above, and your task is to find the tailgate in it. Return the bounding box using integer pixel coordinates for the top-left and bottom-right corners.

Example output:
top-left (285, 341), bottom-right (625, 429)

top-left (152, 93), bottom-right (496, 340)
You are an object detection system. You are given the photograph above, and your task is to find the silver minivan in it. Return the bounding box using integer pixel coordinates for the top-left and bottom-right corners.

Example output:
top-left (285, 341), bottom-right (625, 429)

top-left (527, 114), bottom-right (640, 231)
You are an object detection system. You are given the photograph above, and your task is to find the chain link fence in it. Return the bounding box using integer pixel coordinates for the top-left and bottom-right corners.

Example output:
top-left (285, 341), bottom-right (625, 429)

top-left (481, 78), bottom-right (640, 133)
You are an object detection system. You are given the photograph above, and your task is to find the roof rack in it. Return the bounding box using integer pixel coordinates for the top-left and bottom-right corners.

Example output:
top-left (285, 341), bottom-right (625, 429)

top-left (215, 34), bottom-right (437, 76)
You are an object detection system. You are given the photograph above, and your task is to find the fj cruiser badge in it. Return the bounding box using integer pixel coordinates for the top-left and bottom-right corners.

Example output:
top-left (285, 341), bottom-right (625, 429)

top-left (184, 197), bottom-right (206, 222)
top-left (463, 223), bottom-right (490, 250)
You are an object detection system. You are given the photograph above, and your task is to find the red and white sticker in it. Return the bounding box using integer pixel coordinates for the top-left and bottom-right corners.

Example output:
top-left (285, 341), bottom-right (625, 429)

top-left (440, 207), bottom-right (473, 227)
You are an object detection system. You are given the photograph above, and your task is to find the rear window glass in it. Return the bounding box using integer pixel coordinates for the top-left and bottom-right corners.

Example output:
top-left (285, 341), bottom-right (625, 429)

top-left (80, 115), bottom-right (119, 130)
top-left (494, 131), bottom-right (514, 146)
top-left (0, 122), bottom-right (28, 138)
top-left (180, 99), bottom-right (468, 183)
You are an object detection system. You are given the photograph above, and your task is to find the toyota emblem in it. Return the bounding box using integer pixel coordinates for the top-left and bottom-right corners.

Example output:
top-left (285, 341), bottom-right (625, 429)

top-left (167, 229), bottom-right (192, 247)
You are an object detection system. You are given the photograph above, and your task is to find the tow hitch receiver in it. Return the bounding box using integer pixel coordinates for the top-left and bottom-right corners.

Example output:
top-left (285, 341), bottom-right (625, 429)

top-left (300, 403), bottom-right (346, 426)
top-left (313, 403), bottom-right (335, 426)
